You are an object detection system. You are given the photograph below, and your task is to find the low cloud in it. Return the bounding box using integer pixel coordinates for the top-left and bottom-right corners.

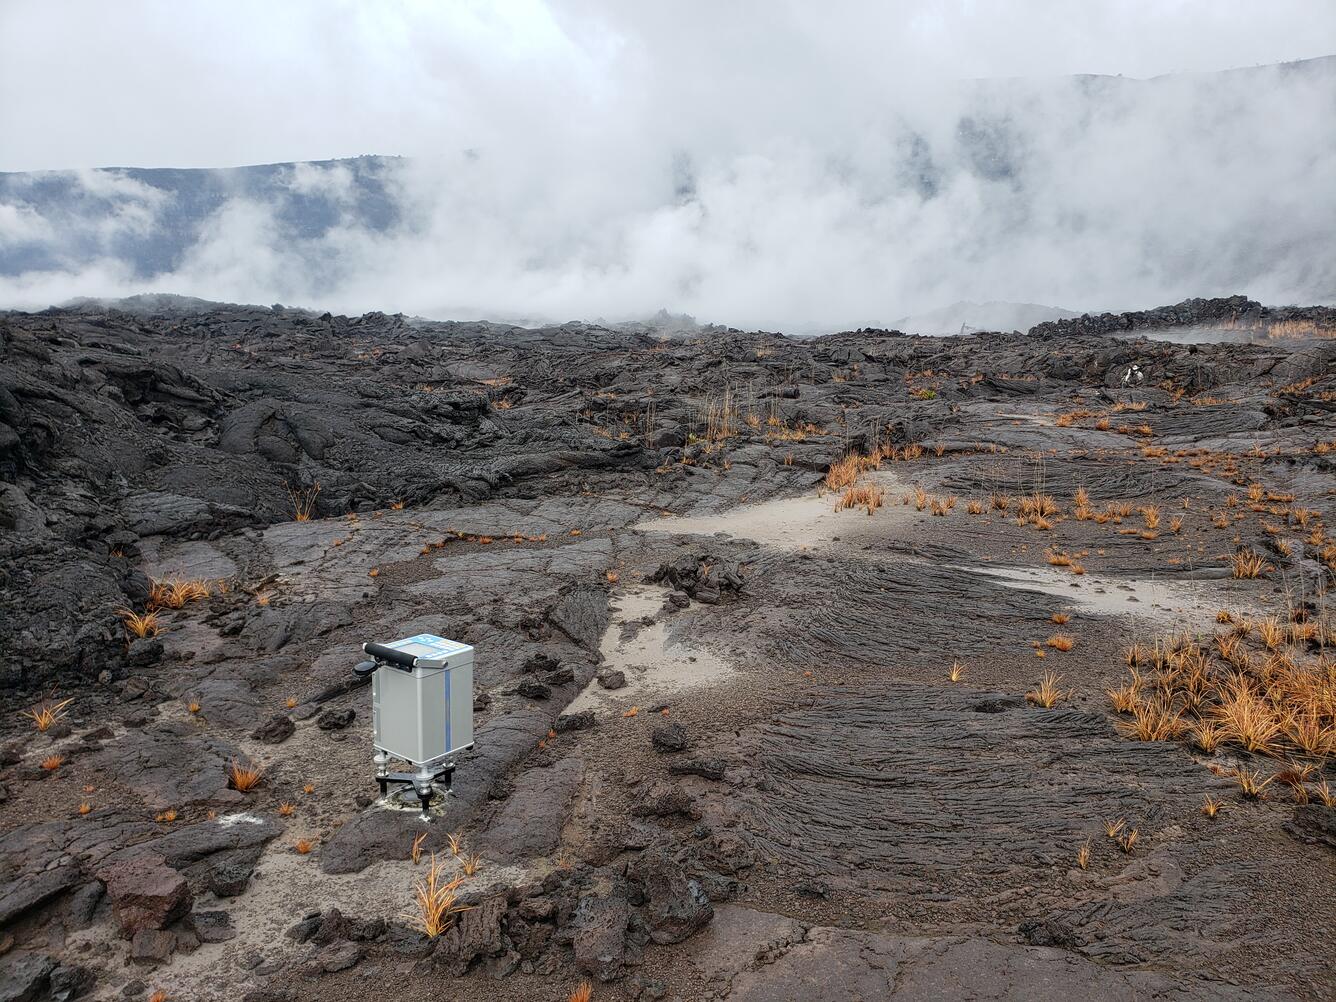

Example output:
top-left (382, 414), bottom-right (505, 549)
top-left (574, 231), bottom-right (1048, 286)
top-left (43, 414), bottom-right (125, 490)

top-left (1, 2), bottom-right (1333, 327)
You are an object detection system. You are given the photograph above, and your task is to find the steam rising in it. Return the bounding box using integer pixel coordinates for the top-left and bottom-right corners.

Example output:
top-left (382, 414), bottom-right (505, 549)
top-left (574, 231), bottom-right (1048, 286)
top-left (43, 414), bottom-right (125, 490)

top-left (1, 2), bottom-right (1334, 328)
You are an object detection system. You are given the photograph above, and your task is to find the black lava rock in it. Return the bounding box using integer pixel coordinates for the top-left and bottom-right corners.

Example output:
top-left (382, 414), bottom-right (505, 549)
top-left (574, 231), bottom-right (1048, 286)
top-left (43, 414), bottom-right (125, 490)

top-left (317, 707), bottom-right (355, 731)
top-left (516, 680), bottom-right (551, 701)
top-left (250, 714), bottom-right (295, 744)
top-left (651, 722), bottom-right (689, 753)
top-left (555, 710), bottom-right (596, 733)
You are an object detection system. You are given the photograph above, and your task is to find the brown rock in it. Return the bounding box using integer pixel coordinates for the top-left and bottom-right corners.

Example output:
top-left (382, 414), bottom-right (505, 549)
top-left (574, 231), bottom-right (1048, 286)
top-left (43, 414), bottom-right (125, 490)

top-left (129, 929), bottom-right (176, 965)
top-left (99, 856), bottom-right (191, 936)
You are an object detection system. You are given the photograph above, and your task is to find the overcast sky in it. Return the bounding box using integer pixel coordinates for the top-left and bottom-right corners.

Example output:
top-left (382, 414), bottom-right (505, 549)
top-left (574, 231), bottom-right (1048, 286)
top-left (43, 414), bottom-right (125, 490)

top-left (1, 1), bottom-right (1332, 324)
top-left (3, 0), bottom-right (1335, 172)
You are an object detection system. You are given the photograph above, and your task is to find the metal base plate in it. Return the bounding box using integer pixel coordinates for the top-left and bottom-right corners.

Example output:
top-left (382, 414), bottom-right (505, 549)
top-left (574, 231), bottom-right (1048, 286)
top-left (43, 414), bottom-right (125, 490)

top-left (381, 784), bottom-right (448, 814)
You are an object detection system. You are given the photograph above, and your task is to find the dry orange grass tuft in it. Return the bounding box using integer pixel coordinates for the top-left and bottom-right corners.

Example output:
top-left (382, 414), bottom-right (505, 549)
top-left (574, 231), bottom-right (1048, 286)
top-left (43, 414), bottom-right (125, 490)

top-left (1234, 767), bottom-right (1271, 800)
top-left (1076, 839), bottom-right (1091, 870)
top-left (22, 697), bottom-right (73, 732)
top-left (119, 608), bottom-right (162, 639)
top-left (278, 802), bottom-right (296, 817)
top-left (1315, 781), bottom-right (1336, 808)
top-left (149, 992), bottom-right (169, 1002)
top-left (78, 801), bottom-right (92, 815)
top-left (149, 577), bottom-right (211, 610)
top-left (286, 481), bottom-right (321, 521)
top-left (1046, 634), bottom-right (1075, 652)
top-left (227, 757), bottom-right (264, 792)
top-left (824, 455), bottom-right (862, 492)
top-left (1189, 721), bottom-right (1225, 753)
top-left (1051, 612), bottom-right (1070, 625)
top-left (569, 981), bottom-right (594, 1002)
top-left (1201, 795), bottom-right (1224, 818)
top-left (948, 662), bottom-right (965, 683)
top-left (1107, 684), bottom-right (1137, 714)
top-left (40, 754), bottom-right (63, 770)
top-left (1118, 697), bottom-right (1184, 742)
top-left (294, 838), bottom-right (315, 855)
top-left (1026, 671), bottom-right (1068, 708)
top-left (1018, 493), bottom-right (1059, 521)
top-left (1230, 549), bottom-right (1268, 579)
top-left (406, 854), bottom-right (471, 937)
top-left (836, 483), bottom-right (885, 515)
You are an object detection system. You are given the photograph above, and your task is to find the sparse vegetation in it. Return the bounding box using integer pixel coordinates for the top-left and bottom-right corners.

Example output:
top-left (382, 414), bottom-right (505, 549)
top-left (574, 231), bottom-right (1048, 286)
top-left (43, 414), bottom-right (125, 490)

top-left (1046, 634), bottom-right (1075, 652)
top-left (1026, 671), bottom-right (1068, 708)
top-left (1229, 549), bottom-right (1269, 579)
top-left (286, 481), bottom-right (321, 521)
top-left (836, 483), bottom-right (885, 515)
top-left (40, 754), bottom-right (63, 770)
top-left (148, 577), bottom-right (211, 610)
top-left (21, 697), bottom-right (73, 732)
top-left (1235, 767), bottom-right (1272, 800)
top-left (278, 802), bottom-right (296, 817)
top-left (294, 838), bottom-right (315, 855)
top-left (1201, 795), bottom-right (1224, 818)
top-left (227, 757), bottom-right (265, 792)
top-left (1076, 839), bottom-right (1091, 870)
top-left (406, 854), bottom-right (471, 938)
top-left (119, 608), bottom-right (162, 639)
top-left (1111, 625), bottom-right (1335, 760)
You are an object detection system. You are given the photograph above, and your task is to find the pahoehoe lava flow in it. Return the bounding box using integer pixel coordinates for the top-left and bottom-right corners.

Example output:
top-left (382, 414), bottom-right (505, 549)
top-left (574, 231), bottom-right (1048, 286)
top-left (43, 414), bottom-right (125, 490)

top-left (1, 293), bottom-right (1335, 1001)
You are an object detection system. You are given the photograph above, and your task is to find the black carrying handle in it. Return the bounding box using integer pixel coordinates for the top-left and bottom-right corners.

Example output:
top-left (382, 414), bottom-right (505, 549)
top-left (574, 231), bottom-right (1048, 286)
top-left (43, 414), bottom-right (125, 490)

top-left (363, 642), bottom-right (417, 669)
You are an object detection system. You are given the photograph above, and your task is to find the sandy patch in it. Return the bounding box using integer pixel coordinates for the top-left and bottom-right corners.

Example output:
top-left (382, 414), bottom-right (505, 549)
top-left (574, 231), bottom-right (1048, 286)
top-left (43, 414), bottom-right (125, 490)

top-left (566, 586), bottom-right (734, 714)
top-left (954, 562), bottom-right (1222, 624)
top-left (635, 470), bottom-right (912, 550)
